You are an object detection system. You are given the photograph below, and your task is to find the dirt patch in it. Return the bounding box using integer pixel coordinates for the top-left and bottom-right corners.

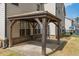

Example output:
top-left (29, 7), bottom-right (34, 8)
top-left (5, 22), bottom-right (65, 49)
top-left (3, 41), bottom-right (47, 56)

top-left (0, 48), bottom-right (20, 56)
top-left (50, 36), bottom-right (79, 56)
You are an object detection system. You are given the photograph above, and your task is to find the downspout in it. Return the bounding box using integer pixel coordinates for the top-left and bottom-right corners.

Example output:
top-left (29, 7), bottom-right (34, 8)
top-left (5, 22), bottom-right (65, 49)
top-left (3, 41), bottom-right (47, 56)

top-left (2, 3), bottom-right (8, 48)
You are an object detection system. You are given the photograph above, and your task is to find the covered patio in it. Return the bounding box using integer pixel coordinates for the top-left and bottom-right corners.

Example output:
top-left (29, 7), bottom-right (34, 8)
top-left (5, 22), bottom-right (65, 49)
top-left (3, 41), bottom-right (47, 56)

top-left (8, 11), bottom-right (61, 55)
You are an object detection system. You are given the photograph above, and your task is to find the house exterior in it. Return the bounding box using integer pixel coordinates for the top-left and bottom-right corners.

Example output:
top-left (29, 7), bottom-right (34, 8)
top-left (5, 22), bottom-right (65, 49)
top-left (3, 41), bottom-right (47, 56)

top-left (65, 18), bottom-right (72, 32)
top-left (0, 3), bottom-right (5, 47)
top-left (0, 3), bottom-right (65, 55)
top-left (44, 3), bottom-right (65, 35)
top-left (6, 3), bottom-right (38, 40)
top-left (0, 3), bottom-right (65, 48)
top-left (6, 3), bottom-right (65, 39)
top-left (65, 17), bottom-right (79, 35)
top-left (74, 17), bottom-right (79, 34)
top-left (65, 17), bottom-right (76, 34)
top-left (65, 17), bottom-right (73, 32)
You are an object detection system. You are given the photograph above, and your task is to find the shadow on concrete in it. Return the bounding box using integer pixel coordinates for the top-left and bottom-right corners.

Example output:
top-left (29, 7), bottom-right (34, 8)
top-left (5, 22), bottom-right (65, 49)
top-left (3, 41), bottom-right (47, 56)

top-left (46, 40), bottom-right (67, 56)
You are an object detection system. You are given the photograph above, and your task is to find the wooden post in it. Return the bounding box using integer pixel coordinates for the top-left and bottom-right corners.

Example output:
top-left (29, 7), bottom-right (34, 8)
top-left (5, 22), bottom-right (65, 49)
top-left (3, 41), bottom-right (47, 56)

top-left (57, 22), bottom-right (60, 45)
top-left (41, 18), bottom-right (47, 55)
top-left (9, 20), bottom-right (17, 47)
top-left (9, 25), bottom-right (12, 47)
top-left (34, 18), bottom-right (47, 55)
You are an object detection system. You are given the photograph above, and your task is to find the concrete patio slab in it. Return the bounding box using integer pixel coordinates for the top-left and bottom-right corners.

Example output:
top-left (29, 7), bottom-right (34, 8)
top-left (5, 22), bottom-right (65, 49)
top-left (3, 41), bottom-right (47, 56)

top-left (8, 41), bottom-right (59, 56)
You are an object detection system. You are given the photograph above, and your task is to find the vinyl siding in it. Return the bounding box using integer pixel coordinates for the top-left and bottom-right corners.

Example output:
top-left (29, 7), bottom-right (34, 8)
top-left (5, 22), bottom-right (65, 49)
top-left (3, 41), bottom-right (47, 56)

top-left (65, 19), bottom-right (72, 32)
top-left (7, 3), bottom-right (65, 38)
top-left (0, 3), bottom-right (5, 40)
top-left (7, 3), bottom-right (38, 38)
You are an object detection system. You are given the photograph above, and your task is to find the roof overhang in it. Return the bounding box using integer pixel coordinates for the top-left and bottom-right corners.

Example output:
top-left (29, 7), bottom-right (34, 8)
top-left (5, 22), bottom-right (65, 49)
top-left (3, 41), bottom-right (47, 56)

top-left (8, 11), bottom-right (61, 22)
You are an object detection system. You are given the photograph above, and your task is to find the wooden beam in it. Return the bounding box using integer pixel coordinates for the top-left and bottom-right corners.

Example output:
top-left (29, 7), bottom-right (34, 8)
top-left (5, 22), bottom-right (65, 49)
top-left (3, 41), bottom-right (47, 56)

top-left (53, 22), bottom-right (58, 26)
top-left (34, 23), bottom-right (38, 28)
top-left (41, 18), bottom-right (47, 55)
top-left (35, 18), bottom-right (42, 34)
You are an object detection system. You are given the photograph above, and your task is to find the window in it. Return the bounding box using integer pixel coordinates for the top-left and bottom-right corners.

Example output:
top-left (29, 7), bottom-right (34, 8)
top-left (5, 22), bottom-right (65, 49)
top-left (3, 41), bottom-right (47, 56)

top-left (56, 7), bottom-right (60, 14)
top-left (20, 20), bottom-right (30, 37)
top-left (37, 3), bottom-right (44, 11)
top-left (37, 4), bottom-right (40, 11)
top-left (37, 24), bottom-right (40, 33)
top-left (76, 17), bottom-right (79, 23)
top-left (31, 23), bottom-right (40, 34)
top-left (58, 9), bottom-right (60, 14)
top-left (62, 7), bottom-right (63, 11)
top-left (77, 18), bottom-right (79, 23)
top-left (12, 3), bottom-right (19, 6)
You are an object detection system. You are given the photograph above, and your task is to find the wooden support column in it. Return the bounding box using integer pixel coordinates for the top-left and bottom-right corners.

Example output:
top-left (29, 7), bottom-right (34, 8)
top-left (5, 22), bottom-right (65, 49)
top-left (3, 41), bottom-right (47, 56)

top-left (9, 20), bottom-right (17, 47)
top-left (35, 18), bottom-right (47, 55)
top-left (57, 22), bottom-right (60, 45)
top-left (9, 25), bottom-right (12, 47)
top-left (41, 18), bottom-right (47, 55)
